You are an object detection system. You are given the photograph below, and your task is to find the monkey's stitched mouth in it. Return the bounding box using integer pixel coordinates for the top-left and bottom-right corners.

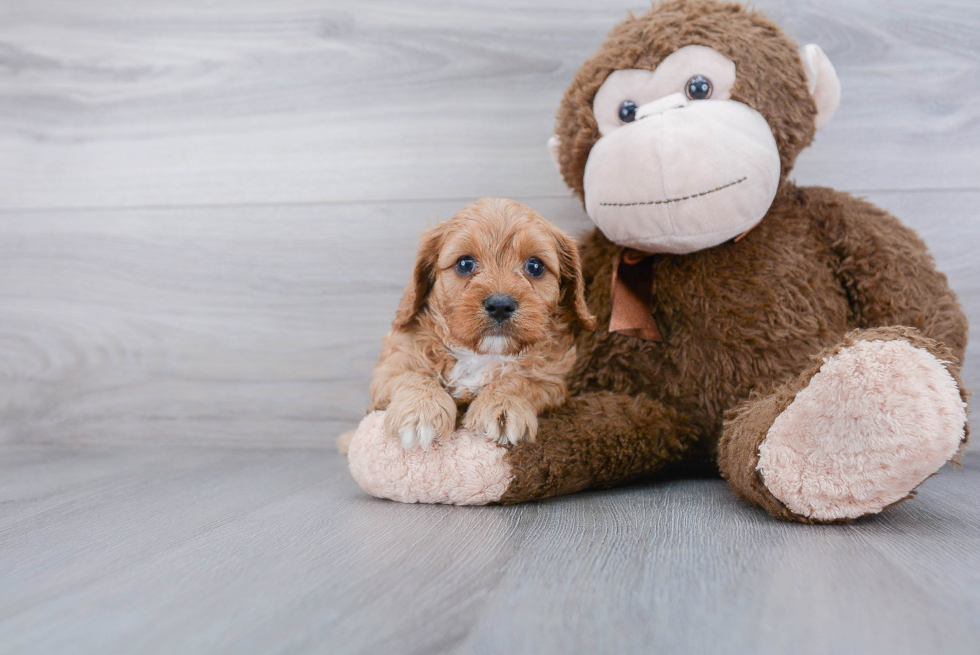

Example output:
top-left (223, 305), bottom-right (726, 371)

top-left (599, 176), bottom-right (747, 207)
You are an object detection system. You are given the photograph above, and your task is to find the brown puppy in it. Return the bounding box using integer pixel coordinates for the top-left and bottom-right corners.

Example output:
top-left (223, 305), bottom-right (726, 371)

top-left (368, 198), bottom-right (595, 450)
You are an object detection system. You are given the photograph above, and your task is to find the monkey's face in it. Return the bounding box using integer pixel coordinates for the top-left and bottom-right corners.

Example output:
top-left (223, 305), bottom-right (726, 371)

top-left (583, 45), bottom-right (781, 255)
top-left (549, 1), bottom-right (841, 256)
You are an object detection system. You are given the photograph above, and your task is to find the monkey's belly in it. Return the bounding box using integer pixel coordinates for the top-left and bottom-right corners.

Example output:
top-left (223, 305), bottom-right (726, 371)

top-left (573, 210), bottom-right (853, 437)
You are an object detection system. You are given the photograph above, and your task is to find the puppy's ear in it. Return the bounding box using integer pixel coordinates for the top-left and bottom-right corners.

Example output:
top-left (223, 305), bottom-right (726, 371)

top-left (392, 222), bottom-right (446, 330)
top-left (551, 226), bottom-right (596, 331)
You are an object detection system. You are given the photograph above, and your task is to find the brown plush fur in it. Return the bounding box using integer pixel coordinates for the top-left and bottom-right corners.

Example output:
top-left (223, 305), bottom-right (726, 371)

top-left (718, 326), bottom-right (970, 523)
top-left (500, 186), bottom-right (968, 507)
top-left (493, 0), bottom-right (969, 519)
top-left (369, 198), bottom-right (595, 448)
top-left (555, 0), bottom-right (817, 199)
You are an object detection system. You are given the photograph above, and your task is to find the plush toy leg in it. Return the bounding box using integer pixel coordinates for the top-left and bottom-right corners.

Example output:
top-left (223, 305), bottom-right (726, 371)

top-left (347, 412), bottom-right (513, 505)
top-left (497, 392), bottom-right (698, 503)
top-left (719, 327), bottom-right (968, 522)
top-left (347, 392), bottom-right (698, 505)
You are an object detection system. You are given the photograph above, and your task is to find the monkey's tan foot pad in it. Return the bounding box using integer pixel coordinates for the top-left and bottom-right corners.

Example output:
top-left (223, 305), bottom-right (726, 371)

top-left (758, 339), bottom-right (967, 521)
top-left (347, 411), bottom-right (514, 505)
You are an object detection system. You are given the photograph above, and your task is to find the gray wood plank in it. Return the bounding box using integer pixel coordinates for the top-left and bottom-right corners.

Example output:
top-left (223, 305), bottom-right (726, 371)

top-left (1, 2), bottom-right (979, 653)
top-left (0, 445), bottom-right (977, 654)
top-left (0, 0), bottom-right (978, 210)
top-left (0, 191), bottom-right (976, 447)
top-left (0, 197), bottom-right (590, 446)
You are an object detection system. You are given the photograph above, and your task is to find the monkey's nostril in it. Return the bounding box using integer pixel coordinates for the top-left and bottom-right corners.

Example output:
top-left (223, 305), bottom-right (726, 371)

top-left (483, 294), bottom-right (518, 322)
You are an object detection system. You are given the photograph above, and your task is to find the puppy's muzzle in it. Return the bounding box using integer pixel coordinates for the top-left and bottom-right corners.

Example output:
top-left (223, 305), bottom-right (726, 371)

top-left (484, 294), bottom-right (518, 323)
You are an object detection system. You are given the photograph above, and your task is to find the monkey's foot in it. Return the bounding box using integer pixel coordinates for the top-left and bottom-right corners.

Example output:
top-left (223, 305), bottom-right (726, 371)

top-left (347, 412), bottom-right (513, 505)
top-left (758, 337), bottom-right (967, 521)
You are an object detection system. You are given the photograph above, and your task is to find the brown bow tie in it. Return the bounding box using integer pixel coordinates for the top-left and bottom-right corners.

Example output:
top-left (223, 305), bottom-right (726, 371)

top-left (607, 226), bottom-right (757, 342)
top-left (609, 249), bottom-right (662, 342)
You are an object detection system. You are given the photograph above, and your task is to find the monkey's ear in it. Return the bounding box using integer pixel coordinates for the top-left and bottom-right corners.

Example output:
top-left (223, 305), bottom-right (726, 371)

top-left (550, 225), bottom-right (596, 331)
top-left (799, 44), bottom-right (841, 130)
top-left (392, 223), bottom-right (446, 330)
top-left (547, 135), bottom-right (562, 172)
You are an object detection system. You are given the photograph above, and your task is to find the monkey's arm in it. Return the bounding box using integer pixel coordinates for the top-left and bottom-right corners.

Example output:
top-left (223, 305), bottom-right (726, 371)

top-left (346, 390), bottom-right (699, 505)
top-left (808, 186), bottom-right (968, 365)
top-left (497, 391), bottom-right (699, 502)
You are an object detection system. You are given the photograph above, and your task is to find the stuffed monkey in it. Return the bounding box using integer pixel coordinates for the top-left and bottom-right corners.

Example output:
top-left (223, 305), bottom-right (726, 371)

top-left (347, 0), bottom-right (969, 522)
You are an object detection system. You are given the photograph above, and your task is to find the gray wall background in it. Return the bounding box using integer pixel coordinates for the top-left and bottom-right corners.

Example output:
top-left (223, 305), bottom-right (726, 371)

top-left (4, 3), bottom-right (980, 653)
top-left (1, 0), bottom-right (978, 447)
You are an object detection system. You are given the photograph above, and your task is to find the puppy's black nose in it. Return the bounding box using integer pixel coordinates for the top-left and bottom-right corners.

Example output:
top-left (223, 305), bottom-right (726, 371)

top-left (484, 294), bottom-right (518, 322)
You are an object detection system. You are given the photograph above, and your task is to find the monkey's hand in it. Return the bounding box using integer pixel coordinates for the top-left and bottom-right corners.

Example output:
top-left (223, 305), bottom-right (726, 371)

top-left (464, 391), bottom-right (538, 446)
top-left (384, 383), bottom-right (457, 450)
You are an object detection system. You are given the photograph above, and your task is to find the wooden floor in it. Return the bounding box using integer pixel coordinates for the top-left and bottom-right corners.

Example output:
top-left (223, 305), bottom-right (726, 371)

top-left (1, 1), bottom-right (979, 652)
top-left (3, 446), bottom-right (980, 654)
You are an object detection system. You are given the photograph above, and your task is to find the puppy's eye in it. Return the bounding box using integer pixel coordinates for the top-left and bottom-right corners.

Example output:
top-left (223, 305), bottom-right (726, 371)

top-left (524, 257), bottom-right (545, 278)
top-left (685, 75), bottom-right (712, 100)
top-left (455, 255), bottom-right (476, 275)
top-left (618, 100), bottom-right (638, 123)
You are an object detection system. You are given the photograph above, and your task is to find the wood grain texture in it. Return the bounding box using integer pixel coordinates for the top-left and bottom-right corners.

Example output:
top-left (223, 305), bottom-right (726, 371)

top-left (2, 1), bottom-right (980, 651)
top-left (0, 197), bottom-right (592, 446)
top-left (0, 446), bottom-right (978, 654)
top-left (0, 0), bottom-right (978, 210)
top-left (0, 192), bottom-right (976, 447)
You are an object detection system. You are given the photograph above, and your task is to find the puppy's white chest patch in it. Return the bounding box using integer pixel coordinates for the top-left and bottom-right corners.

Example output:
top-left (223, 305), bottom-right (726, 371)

top-left (446, 347), bottom-right (518, 399)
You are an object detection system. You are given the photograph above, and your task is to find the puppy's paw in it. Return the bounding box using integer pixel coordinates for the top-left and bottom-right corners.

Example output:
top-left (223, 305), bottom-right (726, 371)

top-left (464, 392), bottom-right (538, 446)
top-left (384, 386), bottom-right (457, 450)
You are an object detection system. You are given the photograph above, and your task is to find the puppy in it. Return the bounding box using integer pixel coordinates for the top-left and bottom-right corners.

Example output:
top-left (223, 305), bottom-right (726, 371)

top-left (366, 197), bottom-right (595, 450)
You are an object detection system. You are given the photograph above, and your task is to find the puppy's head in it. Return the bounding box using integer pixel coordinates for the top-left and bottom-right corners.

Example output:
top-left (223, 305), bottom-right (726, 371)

top-left (394, 198), bottom-right (596, 354)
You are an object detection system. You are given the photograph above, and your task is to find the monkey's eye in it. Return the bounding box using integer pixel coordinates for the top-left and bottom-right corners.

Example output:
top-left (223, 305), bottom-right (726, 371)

top-left (455, 255), bottom-right (476, 275)
top-left (618, 100), bottom-right (638, 123)
top-left (524, 257), bottom-right (545, 278)
top-left (685, 75), bottom-right (712, 100)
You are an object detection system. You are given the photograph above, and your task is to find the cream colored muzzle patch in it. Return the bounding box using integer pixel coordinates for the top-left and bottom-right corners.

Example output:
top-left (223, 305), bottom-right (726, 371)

top-left (583, 98), bottom-right (781, 254)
